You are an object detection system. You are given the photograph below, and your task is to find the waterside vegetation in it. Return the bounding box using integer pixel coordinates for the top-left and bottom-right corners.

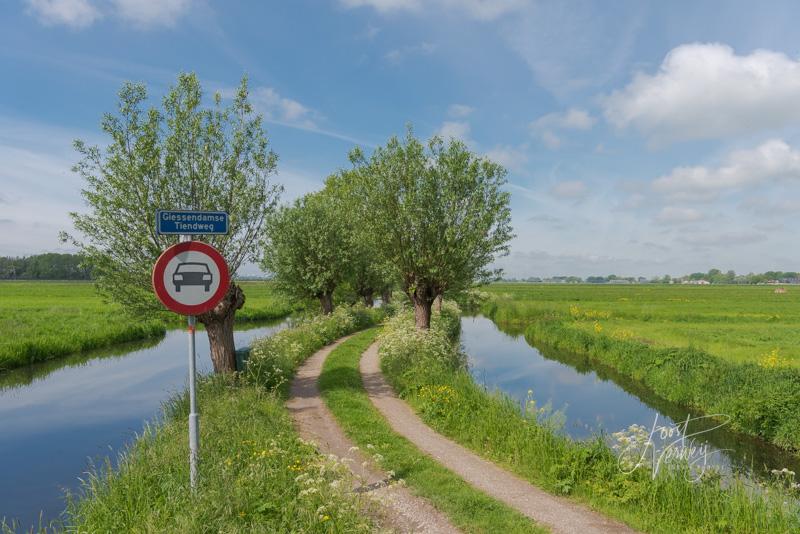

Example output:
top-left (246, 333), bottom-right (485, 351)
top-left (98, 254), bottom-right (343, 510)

top-left (379, 302), bottom-right (800, 533)
top-left (480, 284), bottom-right (800, 451)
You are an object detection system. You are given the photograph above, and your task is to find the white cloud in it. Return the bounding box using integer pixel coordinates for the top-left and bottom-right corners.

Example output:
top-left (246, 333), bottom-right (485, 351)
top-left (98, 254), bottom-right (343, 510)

top-left (249, 87), bottom-right (317, 129)
top-left (448, 104), bottom-right (474, 118)
top-left (539, 130), bottom-right (561, 150)
top-left (677, 232), bottom-right (764, 248)
top-left (111, 0), bottom-right (192, 28)
top-left (533, 108), bottom-right (595, 131)
top-left (655, 206), bottom-right (704, 224)
top-left (550, 180), bottom-right (587, 199)
top-left (653, 139), bottom-right (800, 197)
top-left (604, 43), bottom-right (800, 143)
top-left (531, 108), bottom-right (595, 149)
top-left (616, 192), bottom-right (646, 210)
top-left (435, 120), bottom-right (471, 142)
top-left (340, 0), bottom-right (528, 21)
top-left (439, 0), bottom-right (529, 21)
top-left (384, 42), bottom-right (436, 63)
top-left (361, 24), bottom-right (381, 40)
top-left (484, 145), bottom-right (528, 173)
top-left (340, 0), bottom-right (420, 13)
top-left (740, 196), bottom-right (800, 216)
top-left (25, 0), bottom-right (193, 29)
top-left (25, 0), bottom-right (101, 28)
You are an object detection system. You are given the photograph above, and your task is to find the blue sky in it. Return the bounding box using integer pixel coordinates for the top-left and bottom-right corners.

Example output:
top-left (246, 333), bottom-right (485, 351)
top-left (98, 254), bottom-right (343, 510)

top-left (3, 0), bottom-right (800, 277)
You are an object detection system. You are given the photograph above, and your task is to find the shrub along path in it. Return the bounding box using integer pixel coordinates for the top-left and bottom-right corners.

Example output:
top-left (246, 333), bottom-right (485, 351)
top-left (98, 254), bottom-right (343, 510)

top-left (360, 341), bottom-right (638, 534)
top-left (287, 335), bottom-right (459, 533)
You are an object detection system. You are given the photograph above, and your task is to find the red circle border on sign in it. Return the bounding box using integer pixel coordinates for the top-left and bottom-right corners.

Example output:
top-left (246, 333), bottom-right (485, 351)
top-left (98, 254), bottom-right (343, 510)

top-left (152, 241), bottom-right (230, 316)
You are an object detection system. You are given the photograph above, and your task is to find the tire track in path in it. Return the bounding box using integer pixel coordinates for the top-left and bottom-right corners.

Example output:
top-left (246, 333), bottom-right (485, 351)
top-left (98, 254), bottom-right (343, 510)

top-left (287, 336), bottom-right (461, 534)
top-left (360, 341), bottom-right (639, 534)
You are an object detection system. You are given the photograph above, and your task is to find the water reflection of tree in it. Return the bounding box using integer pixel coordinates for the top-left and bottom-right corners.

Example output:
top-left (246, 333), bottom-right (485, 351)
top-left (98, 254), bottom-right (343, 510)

top-left (489, 318), bottom-right (800, 482)
top-left (0, 337), bottom-right (162, 393)
top-left (0, 318), bottom-right (288, 393)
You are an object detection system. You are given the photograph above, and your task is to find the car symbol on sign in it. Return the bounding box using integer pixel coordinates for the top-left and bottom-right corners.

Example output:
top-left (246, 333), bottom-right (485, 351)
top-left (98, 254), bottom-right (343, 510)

top-left (173, 262), bottom-right (212, 292)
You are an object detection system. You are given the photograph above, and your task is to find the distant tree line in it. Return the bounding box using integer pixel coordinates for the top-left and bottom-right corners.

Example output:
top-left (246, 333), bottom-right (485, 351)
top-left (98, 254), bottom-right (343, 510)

top-left (0, 253), bottom-right (92, 280)
top-left (503, 268), bottom-right (800, 285)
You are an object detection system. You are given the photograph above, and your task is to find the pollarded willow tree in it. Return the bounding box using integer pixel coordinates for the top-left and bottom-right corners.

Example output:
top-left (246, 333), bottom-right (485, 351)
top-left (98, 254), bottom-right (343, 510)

top-left (62, 73), bottom-right (281, 373)
top-left (261, 190), bottom-right (351, 314)
top-left (323, 171), bottom-right (395, 307)
top-left (350, 128), bottom-right (514, 329)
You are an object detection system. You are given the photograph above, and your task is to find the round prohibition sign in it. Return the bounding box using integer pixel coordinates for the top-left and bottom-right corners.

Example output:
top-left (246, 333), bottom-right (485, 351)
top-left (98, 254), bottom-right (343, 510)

top-left (152, 241), bottom-right (230, 315)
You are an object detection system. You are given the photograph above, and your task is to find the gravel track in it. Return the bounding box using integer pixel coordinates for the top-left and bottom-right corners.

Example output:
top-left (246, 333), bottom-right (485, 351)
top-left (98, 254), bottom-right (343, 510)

top-left (286, 336), bottom-right (461, 534)
top-left (360, 341), bottom-right (639, 534)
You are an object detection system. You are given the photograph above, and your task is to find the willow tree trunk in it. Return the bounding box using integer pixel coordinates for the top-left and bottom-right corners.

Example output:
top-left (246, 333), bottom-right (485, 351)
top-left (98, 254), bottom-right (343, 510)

top-left (381, 289), bottom-right (392, 305)
top-left (361, 291), bottom-right (374, 307)
top-left (410, 286), bottom-right (435, 329)
top-left (319, 291), bottom-right (334, 314)
top-left (197, 283), bottom-right (246, 373)
top-left (434, 294), bottom-right (443, 312)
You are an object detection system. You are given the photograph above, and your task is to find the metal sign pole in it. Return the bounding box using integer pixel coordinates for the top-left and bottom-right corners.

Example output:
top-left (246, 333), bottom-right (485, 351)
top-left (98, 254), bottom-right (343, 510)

top-left (187, 313), bottom-right (199, 489)
top-left (181, 233), bottom-right (200, 490)
top-left (156, 220), bottom-right (228, 492)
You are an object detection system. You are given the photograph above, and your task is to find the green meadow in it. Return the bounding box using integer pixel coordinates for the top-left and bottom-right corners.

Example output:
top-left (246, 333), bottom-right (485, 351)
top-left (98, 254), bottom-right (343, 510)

top-left (0, 281), bottom-right (293, 372)
top-left (483, 283), bottom-right (800, 366)
top-left (480, 283), bottom-right (800, 451)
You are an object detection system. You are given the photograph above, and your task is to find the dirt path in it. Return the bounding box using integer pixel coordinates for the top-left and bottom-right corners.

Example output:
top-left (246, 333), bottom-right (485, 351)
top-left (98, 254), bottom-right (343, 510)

top-left (287, 336), bottom-right (461, 534)
top-left (360, 341), bottom-right (639, 534)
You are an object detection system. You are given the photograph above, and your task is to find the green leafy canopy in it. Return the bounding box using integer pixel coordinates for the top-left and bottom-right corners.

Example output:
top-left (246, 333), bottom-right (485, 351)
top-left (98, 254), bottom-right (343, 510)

top-left (62, 73), bottom-right (281, 315)
top-left (349, 128), bottom-right (514, 301)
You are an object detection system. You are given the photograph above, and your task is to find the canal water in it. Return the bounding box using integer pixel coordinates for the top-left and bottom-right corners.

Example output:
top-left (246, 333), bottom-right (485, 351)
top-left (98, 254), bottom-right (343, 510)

top-left (0, 319), bottom-right (288, 530)
top-left (460, 315), bottom-right (800, 482)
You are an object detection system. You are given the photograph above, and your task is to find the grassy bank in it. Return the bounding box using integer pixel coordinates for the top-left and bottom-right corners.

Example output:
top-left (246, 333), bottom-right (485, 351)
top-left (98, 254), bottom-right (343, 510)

top-left (380, 304), bottom-right (800, 533)
top-left (481, 285), bottom-right (800, 451)
top-left (0, 281), bottom-right (293, 372)
top-left (65, 305), bottom-right (385, 532)
top-left (66, 377), bottom-right (374, 532)
top-left (320, 328), bottom-right (545, 534)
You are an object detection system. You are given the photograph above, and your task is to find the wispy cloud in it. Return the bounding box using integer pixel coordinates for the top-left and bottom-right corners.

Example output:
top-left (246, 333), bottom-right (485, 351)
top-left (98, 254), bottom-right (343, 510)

top-left (384, 41), bottom-right (436, 63)
top-left (249, 87), bottom-right (317, 129)
top-left (530, 108), bottom-right (595, 149)
top-left (25, 0), bottom-right (194, 29)
top-left (434, 120), bottom-right (471, 143)
top-left (340, 0), bottom-right (529, 21)
top-left (655, 206), bottom-right (705, 224)
top-left (484, 145), bottom-right (528, 174)
top-left (111, 0), bottom-right (192, 28)
top-left (448, 104), bottom-right (474, 118)
top-left (25, 0), bottom-right (101, 29)
top-left (550, 180), bottom-right (588, 199)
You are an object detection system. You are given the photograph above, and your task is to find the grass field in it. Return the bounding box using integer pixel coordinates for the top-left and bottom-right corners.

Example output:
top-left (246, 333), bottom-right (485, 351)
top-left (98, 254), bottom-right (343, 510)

top-left (483, 283), bottom-right (800, 366)
top-left (0, 281), bottom-right (293, 372)
top-left (479, 283), bottom-right (800, 451)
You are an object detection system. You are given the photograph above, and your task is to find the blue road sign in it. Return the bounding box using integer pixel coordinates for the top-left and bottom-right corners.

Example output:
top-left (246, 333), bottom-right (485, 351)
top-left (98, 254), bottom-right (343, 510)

top-left (156, 210), bottom-right (229, 235)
